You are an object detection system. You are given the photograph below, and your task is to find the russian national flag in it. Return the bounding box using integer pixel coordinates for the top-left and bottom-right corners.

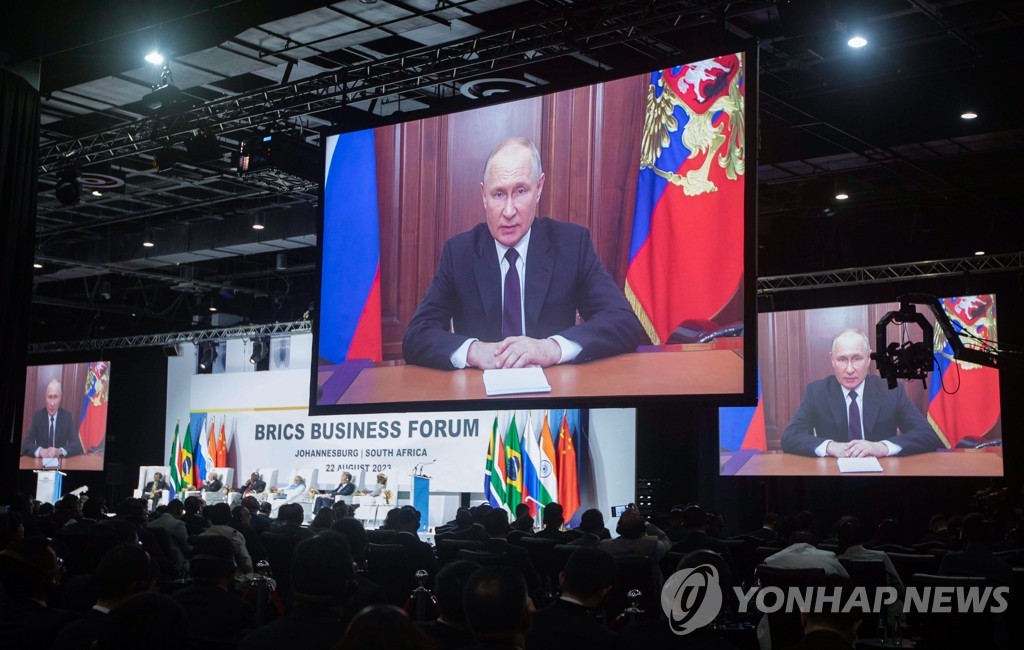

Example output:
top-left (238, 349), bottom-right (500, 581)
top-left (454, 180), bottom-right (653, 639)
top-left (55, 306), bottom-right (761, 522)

top-left (927, 296), bottom-right (1001, 447)
top-left (719, 369), bottom-right (767, 452)
top-left (320, 129), bottom-right (383, 363)
top-left (626, 54), bottom-right (746, 344)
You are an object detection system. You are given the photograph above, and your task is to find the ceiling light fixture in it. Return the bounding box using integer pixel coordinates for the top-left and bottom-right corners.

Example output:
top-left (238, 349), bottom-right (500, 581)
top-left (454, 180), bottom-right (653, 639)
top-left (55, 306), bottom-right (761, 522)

top-left (960, 111), bottom-right (978, 120)
top-left (33, 262), bottom-right (43, 269)
top-left (91, 190), bottom-right (103, 197)
top-left (835, 192), bottom-right (849, 200)
top-left (252, 212), bottom-right (265, 230)
top-left (847, 35), bottom-right (868, 49)
top-left (145, 51), bottom-right (165, 65)
top-left (142, 229), bottom-right (155, 248)
top-left (975, 250), bottom-right (985, 256)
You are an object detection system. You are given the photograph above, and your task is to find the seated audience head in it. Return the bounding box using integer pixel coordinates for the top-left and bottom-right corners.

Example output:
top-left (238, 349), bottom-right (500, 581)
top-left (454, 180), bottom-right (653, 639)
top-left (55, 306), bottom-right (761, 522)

top-left (338, 604), bottom-right (425, 650)
top-left (189, 535), bottom-right (236, 586)
top-left (96, 543), bottom-right (152, 603)
top-left (513, 514), bottom-right (535, 532)
top-left (164, 499), bottom-right (184, 518)
top-left (116, 498), bottom-right (147, 525)
top-left (472, 503), bottom-right (493, 526)
top-left (455, 508), bottom-right (473, 529)
top-left (579, 508), bottom-right (605, 535)
top-left (292, 531), bottom-right (356, 609)
top-left (433, 560), bottom-right (481, 626)
top-left (397, 507), bottom-right (420, 533)
top-left (515, 503), bottom-right (531, 519)
top-left (258, 500), bottom-right (272, 516)
top-left (463, 565), bottom-right (532, 641)
top-left (542, 503), bottom-right (564, 529)
top-left (332, 500), bottom-right (352, 519)
top-left (837, 517), bottom-right (865, 552)
top-left (332, 518), bottom-right (369, 563)
top-left (682, 505), bottom-right (708, 530)
top-left (928, 514), bottom-right (947, 532)
top-left (484, 508), bottom-right (511, 538)
top-left (763, 511), bottom-right (779, 530)
top-left (616, 509), bottom-right (647, 539)
top-left (94, 593), bottom-right (190, 650)
top-left (668, 507), bottom-right (685, 526)
top-left (0, 537), bottom-right (63, 600)
top-left (678, 550), bottom-right (732, 594)
top-left (961, 512), bottom-right (995, 547)
top-left (82, 496), bottom-right (107, 520)
top-left (208, 502), bottom-right (232, 526)
top-left (231, 505), bottom-right (251, 526)
top-left (382, 508), bottom-right (401, 530)
top-left (183, 495), bottom-right (203, 515)
top-left (279, 502), bottom-right (305, 526)
top-left (242, 495), bottom-right (260, 513)
top-left (560, 547), bottom-right (617, 607)
top-left (311, 508), bottom-right (335, 530)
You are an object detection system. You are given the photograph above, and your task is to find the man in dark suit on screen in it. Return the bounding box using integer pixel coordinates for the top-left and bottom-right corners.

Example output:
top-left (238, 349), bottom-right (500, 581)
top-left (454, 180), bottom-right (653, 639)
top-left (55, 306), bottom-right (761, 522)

top-left (21, 379), bottom-right (83, 458)
top-left (402, 137), bottom-right (647, 370)
top-left (781, 329), bottom-right (941, 457)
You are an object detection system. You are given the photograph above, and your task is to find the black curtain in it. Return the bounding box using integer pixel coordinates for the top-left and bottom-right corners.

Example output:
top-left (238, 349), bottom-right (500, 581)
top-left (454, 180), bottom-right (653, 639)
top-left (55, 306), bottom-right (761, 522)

top-left (0, 69), bottom-right (40, 500)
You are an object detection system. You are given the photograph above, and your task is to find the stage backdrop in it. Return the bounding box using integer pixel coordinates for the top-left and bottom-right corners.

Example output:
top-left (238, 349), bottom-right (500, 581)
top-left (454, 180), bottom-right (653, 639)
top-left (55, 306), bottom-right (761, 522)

top-left (166, 334), bottom-right (635, 527)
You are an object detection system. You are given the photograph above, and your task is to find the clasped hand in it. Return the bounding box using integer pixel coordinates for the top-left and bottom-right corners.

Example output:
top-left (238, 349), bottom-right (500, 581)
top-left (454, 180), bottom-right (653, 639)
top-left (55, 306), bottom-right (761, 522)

top-left (40, 447), bottom-right (63, 459)
top-left (825, 440), bottom-right (888, 458)
top-left (467, 336), bottom-right (561, 370)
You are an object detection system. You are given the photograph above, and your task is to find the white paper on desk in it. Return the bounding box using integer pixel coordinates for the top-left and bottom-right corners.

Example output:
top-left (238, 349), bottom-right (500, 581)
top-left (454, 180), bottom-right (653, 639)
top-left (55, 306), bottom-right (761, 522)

top-left (836, 457), bottom-right (883, 473)
top-left (483, 367), bottom-right (552, 396)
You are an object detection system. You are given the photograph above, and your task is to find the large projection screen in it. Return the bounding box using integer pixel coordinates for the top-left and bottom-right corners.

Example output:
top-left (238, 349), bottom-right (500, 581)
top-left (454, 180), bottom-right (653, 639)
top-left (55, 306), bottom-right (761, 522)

top-left (20, 361), bottom-right (110, 472)
top-left (720, 296), bottom-right (1003, 477)
top-left (312, 47), bottom-right (757, 414)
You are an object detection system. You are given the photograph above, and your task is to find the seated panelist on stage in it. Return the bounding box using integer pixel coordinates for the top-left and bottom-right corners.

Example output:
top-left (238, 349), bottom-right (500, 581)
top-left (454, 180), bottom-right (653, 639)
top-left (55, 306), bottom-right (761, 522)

top-left (240, 471), bottom-right (266, 495)
top-left (200, 472), bottom-right (223, 493)
top-left (273, 475), bottom-right (306, 499)
top-left (366, 472), bottom-right (388, 497)
top-left (21, 379), bottom-right (84, 459)
top-left (312, 471), bottom-right (355, 514)
top-left (781, 329), bottom-right (941, 458)
top-left (144, 472), bottom-right (169, 510)
top-left (402, 137), bottom-right (647, 371)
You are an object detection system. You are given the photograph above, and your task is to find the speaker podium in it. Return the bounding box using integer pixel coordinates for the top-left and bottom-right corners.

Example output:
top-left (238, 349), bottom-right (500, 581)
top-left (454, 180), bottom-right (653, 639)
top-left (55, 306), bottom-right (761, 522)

top-left (411, 473), bottom-right (430, 532)
top-left (34, 470), bottom-right (65, 505)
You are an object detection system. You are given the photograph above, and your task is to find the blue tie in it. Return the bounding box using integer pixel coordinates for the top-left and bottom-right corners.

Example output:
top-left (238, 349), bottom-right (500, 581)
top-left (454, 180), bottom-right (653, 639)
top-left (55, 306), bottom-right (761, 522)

top-left (502, 248), bottom-right (522, 337)
top-left (848, 392), bottom-right (863, 441)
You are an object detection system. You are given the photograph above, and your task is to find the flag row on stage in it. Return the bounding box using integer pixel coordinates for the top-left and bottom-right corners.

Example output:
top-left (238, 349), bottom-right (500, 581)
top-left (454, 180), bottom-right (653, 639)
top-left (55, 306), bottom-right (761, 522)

top-left (166, 415), bottom-right (230, 498)
top-left (484, 409), bottom-right (584, 525)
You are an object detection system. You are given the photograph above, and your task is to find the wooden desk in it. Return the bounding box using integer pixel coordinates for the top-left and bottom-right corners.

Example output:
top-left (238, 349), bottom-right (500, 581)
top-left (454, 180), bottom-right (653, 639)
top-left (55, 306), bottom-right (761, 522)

top-left (720, 449), bottom-right (1003, 477)
top-left (326, 347), bottom-right (744, 406)
top-left (19, 454), bottom-right (105, 471)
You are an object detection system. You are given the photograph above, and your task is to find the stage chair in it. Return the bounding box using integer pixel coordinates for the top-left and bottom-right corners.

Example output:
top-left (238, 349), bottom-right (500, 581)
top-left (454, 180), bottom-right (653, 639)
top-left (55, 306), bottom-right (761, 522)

top-left (212, 467), bottom-right (235, 491)
top-left (132, 465), bottom-right (172, 508)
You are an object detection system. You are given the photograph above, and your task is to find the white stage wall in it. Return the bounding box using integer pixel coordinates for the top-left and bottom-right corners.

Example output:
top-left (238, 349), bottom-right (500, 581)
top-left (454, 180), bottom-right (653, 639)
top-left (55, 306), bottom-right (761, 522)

top-left (165, 333), bottom-right (636, 526)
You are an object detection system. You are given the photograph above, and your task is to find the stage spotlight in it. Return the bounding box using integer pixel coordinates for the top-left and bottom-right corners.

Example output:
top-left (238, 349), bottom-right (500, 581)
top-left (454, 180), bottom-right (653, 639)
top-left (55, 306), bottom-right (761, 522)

top-left (55, 168), bottom-right (81, 206)
top-left (198, 341), bottom-right (219, 372)
top-left (249, 338), bottom-right (269, 365)
top-left (847, 35), bottom-right (867, 48)
top-left (145, 51), bottom-right (165, 65)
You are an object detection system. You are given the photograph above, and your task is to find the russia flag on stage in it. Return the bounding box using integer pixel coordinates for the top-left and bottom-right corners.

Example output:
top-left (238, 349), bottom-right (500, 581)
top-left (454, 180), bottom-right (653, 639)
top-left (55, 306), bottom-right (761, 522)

top-left (626, 54), bottom-right (746, 344)
top-left (319, 129), bottom-right (383, 364)
top-left (927, 295), bottom-right (1001, 447)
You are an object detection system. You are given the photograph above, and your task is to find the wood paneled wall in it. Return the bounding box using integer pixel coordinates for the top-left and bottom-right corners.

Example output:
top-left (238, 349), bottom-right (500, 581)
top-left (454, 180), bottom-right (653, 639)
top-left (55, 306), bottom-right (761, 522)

top-left (373, 74), bottom-right (648, 359)
top-left (760, 302), bottom-right (934, 450)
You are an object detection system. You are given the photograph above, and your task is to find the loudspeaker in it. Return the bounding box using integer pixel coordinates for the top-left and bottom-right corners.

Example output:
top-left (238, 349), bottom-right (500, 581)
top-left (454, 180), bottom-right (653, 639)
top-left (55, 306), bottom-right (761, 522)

top-left (107, 462), bottom-right (124, 486)
top-left (162, 344), bottom-right (180, 357)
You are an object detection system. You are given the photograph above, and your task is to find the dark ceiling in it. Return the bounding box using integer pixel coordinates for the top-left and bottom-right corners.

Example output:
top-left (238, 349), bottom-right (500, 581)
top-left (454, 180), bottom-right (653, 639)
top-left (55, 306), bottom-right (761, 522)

top-left (3, 0), bottom-right (1021, 343)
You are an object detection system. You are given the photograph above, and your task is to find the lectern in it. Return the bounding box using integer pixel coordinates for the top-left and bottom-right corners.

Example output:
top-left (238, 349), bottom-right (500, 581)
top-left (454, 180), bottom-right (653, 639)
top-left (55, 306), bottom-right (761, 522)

top-left (34, 470), bottom-right (65, 505)
top-left (411, 474), bottom-right (430, 532)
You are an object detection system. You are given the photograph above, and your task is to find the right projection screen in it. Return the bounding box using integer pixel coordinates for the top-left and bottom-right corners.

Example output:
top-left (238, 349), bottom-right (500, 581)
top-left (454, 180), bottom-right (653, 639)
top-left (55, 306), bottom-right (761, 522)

top-left (720, 295), bottom-right (1002, 477)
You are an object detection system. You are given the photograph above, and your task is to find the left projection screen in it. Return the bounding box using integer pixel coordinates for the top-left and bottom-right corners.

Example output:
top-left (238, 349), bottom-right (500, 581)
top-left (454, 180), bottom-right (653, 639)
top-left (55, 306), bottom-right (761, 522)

top-left (20, 361), bottom-right (110, 471)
